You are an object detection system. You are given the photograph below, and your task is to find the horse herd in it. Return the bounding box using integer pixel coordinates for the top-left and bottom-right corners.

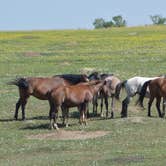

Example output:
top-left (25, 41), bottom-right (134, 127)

top-left (9, 72), bottom-right (166, 130)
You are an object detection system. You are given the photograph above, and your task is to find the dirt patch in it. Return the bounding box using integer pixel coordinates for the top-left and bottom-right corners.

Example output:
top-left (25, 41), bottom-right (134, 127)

top-left (27, 130), bottom-right (109, 140)
top-left (128, 117), bottom-right (145, 124)
top-left (24, 51), bottom-right (41, 57)
top-left (112, 156), bottom-right (144, 164)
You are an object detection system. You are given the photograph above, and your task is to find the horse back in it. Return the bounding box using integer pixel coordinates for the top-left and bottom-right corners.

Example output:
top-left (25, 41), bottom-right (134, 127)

top-left (27, 77), bottom-right (65, 100)
top-left (149, 78), bottom-right (166, 97)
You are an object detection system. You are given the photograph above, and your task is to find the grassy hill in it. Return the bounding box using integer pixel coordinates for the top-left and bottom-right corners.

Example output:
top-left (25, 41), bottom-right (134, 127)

top-left (0, 26), bottom-right (166, 165)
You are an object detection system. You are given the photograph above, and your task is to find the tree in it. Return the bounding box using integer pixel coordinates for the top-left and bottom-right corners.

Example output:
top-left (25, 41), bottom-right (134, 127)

top-left (103, 21), bottom-right (114, 28)
top-left (93, 15), bottom-right (127, 29)
top-left (93, 18), bottom-right (105, 29)
top-left (112, 15), bottom-right (126, 27)
top-left (150, 15), bottom-right (166, 25)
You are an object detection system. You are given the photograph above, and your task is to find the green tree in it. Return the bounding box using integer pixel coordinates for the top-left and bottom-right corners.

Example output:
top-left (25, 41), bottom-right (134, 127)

top-left (150, 15), bottom-right (166, 25)
top-left (93, 18), bottom-right (105, 29)
top-left (112, 15), bottom-right (126, 27)
top-left (103, 21), bottom-right (114, 28)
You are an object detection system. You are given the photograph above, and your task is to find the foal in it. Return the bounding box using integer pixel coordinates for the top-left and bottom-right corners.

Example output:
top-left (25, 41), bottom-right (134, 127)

top-left (8, 74), bottom-right (88, 120)
top-left (49, 80), bottom-right (106, 130)
top-left (137, 77), bottom-right (166, 118)
top-left (100, 75), bottom-right (122, 118)
top-left (88, 72), bottom-right (122, 118)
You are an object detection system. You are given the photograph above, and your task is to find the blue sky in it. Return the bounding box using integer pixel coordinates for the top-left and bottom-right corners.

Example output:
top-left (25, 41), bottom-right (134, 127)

top-left (0, 0), bottom-right (166, 30)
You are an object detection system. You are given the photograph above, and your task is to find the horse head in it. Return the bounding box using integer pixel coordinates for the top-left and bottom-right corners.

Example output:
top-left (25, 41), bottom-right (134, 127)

top-left (88, 72), bottom-right (101, 81)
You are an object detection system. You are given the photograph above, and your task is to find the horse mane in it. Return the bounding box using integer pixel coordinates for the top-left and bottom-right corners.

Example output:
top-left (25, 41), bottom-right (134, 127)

top-left (54, 74), bottom-right (87, 84)
top-left (100, 73), bottom-right (114, 79)
top-left (88, 72), bottom-right (101, 80)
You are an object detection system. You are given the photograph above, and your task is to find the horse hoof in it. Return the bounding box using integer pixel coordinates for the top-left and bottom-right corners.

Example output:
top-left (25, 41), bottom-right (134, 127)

top-left (121, 115), bottom-right (127, 118)
top-left (53, 123), bottom-right (59, 130)
top-left (14, 117), bottom-right (18, 121)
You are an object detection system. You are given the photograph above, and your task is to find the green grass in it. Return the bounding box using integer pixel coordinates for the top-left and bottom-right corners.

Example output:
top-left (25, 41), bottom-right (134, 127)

top-left (0, 26), bottom-right (166, 166)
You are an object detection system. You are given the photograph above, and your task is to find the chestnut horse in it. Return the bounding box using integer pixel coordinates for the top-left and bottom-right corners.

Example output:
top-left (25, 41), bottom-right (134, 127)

top-left (49, 80), bottom-right (106, 130)
top-left (8, 74), bottom-right (89, 120)
top-left (137, 77), bottom-right (166, 118)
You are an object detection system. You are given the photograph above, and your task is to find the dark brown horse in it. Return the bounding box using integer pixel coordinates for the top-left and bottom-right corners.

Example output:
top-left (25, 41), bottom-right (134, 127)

top-left (49, 80), bottom-right (106, 129)
top-left (137, 77), bottom-right (166, 118)
top-left (8, 74), bottom-right (89, 120)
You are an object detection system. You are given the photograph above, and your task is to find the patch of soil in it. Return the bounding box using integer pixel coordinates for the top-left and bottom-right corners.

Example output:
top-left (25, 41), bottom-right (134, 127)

top-left (129, 117), bottom-right (145, 123)
top-left (24, 51), bottom-right (41, 57)
top-left (27, 130), bottom-right (109, 140)
top-left (112, 156), bottom-right (144, 164)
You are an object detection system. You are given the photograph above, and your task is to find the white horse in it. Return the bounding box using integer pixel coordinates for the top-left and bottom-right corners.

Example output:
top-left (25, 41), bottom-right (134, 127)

top-left (121, 76), bottom-right (160, 118)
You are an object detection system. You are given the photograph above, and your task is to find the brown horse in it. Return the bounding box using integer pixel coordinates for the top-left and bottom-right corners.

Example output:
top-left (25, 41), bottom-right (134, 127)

top-left (49, 80), bottom-right (106, 130)
top-left (8, 74), bottom-right (89, 120)
top-left (138, 77), bottom-right (166, 118)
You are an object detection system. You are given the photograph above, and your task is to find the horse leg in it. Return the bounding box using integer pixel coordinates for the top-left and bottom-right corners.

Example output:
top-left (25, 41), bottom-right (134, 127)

top-left (83, 102), bottom-right (88, 125)
top-left (105, 96), bottom-right (109, 119)
top-left (14, 98), bottom-right (21, 120)
top-left (52, 107), bottom-right (59, 130)
top-left (121, 97), bottom-right (130, 118)
top-left (79, 105), bottom-right (83, 125)
top-left (85, 102), bottom-right (90, 118)
top-left (162, 98), bottom-right (166, 117)
top-left (79, 104), bottom-right (86, 125)
top-left (21, 97), bottom-right (29, 120)
top-left (65, 108), bottom-right (69, 127)
top-left (49, 102), bottom-right (54, 129)
top-left (100, 95), bottom-right (104, 117)
top-left (110, 96), bottom-right (115, 118)
top-left (61, 105), bottom-right (66, 126)
top-left (93, 95), bottom-right (98, 116)
top-left (156, 97), bottom-right (163, 118)
top-left (86, 102), bottom-right (90, 118)
top-left (148, 97), bottom-right (154, 117)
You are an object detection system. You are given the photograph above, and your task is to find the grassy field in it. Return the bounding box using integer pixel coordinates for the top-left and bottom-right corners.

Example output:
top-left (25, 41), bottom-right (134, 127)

top-left (0, 26), bottom-right (166, 166)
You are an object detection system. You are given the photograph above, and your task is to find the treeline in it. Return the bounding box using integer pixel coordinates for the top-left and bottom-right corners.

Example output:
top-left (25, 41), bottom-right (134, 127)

top-left (93, 15), bottom-right (166, 29)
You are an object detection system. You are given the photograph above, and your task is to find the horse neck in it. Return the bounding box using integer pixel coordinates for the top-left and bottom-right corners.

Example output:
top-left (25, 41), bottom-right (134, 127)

top-left (91, 82), bottom-right (103, 95)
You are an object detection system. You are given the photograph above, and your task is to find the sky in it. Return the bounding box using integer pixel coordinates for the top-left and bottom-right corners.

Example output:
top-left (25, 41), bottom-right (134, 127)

top-left (0, 0), bottom-right (166, 31)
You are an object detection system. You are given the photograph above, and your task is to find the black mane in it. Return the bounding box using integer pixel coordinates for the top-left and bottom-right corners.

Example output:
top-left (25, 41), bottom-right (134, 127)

top-left (54, 74), bottom-right (87, 84)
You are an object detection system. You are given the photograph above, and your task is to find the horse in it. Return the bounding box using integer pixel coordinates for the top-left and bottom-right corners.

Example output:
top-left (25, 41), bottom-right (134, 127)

top-left (100, 75), bottom-right (122, 118)
top-left (8, 74), bottom-right (89, 120)
top-left (137, 77), bottom-right (166, 118)
top-left (88, 72), bottom-right (122, 118)
top-left (121, 76), bottom-right (160, 118)
top-left (49, 80), bottom-right (106, 130)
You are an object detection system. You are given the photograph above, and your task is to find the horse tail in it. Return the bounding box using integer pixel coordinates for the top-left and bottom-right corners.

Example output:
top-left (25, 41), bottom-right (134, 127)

top-left (137, 80), bottom-right (151, 107)
top-left (121, 80), bottom-right (127, 88)
top-left (115, 82), bottom-right (122, 100)
top-left (7, 77), bottom-right (29, 89)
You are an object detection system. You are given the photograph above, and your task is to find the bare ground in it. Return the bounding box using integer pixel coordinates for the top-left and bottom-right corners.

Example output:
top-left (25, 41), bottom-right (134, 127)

top-left (27, 130), bottom-right (110, 140)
